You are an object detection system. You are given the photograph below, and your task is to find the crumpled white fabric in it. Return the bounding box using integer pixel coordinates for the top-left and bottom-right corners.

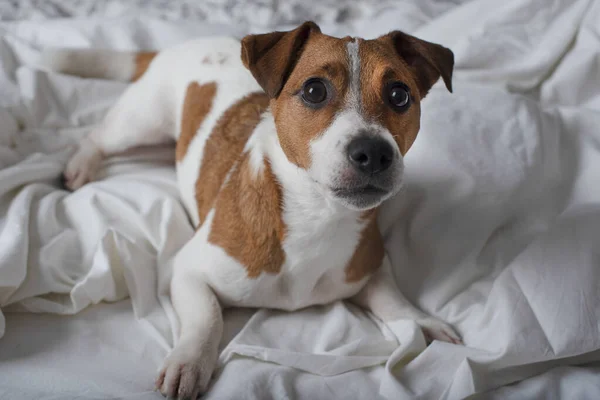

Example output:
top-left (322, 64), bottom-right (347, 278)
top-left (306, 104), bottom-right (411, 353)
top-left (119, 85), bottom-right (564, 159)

top-left (1, 0), bottom-right (600, 399)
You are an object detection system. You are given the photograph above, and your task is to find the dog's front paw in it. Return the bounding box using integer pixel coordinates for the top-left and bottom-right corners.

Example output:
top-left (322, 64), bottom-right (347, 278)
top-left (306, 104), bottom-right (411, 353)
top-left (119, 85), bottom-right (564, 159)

top-left (417, 317), bottom-right (462, 345)
top-left (155, 344), bottom-right (218, 400)
top-left (63, 139), bottom-right (103, 191)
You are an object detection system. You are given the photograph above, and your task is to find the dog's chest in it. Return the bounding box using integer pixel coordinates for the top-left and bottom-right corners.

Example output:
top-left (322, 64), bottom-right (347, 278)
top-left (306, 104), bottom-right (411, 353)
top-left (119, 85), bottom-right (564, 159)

top-left (276, 204), bottom-right (369, 308)
top-left (188, 203), bottom-right (369, 310)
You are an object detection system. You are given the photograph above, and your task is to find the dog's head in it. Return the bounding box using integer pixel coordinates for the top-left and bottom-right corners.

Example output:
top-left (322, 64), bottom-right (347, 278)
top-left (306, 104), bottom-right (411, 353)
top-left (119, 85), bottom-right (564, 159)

top-left (241, 22), bottom-right (454, 211)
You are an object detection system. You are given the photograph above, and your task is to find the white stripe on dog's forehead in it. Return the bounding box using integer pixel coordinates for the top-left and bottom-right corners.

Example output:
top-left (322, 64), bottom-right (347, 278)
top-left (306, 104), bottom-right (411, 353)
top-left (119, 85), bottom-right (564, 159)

top-left (346, 39), bottom-right (361, 113)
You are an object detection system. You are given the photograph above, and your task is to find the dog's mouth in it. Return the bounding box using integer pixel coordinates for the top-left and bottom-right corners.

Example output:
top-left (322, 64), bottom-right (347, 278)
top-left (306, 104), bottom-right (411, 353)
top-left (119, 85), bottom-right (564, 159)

top-left (332, 184), bottom-right (389, 198)
top-left (329, 184), bottom-right (393, 210)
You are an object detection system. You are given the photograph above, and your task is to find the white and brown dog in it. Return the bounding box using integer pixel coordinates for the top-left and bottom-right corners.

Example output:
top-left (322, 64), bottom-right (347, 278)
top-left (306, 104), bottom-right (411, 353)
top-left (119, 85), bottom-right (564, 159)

top-left (44, 21), bottom-right (460, 399)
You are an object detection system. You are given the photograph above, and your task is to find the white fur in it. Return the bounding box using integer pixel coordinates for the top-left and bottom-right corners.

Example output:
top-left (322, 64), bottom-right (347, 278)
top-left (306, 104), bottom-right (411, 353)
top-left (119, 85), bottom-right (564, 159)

top-left (50, 36), bottom-right (461, 399)
top-left (308, 41), bottom-right (404, 210)
top-left (41, 48), bottom-right (136, 81)
top-left (243, 120), bottom-right (269, 177)
top-left (174, 117), bottom-right (369, 311)
top-left (309, 110), bottom-right (403, 200)
top-left (346, 40), bottom-right (361, 112)
top-left (64, 137), bottom-right (103, 188)
top-left (172, 38), bottom-right (261, 225)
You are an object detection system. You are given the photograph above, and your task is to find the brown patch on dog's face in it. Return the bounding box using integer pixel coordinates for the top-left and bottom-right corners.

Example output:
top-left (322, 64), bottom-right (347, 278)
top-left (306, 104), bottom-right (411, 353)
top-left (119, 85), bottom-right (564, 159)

top-left (345, 210), bottom-right (384, 282)
top-left (176, 82), bottom-right (217, 162)
top-left (209, 154), bottom-right (286, 278)
top-left (270, 34), bottom-right (351, 169)
top-left (195, 92), bottom-right (270, 226)
top-left (133, 52), bottom-right (157, 81)
top-left (358, 39), bottom-right (422, 155)
top-left (241, 22), bottom-right (453, 211)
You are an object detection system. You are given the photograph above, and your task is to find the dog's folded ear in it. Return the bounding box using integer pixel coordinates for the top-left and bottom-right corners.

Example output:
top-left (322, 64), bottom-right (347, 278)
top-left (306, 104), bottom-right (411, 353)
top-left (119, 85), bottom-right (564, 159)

top-left (241, 21), bottom-right (321, 98)
top-left (385, 31), bottom-right (454, 97)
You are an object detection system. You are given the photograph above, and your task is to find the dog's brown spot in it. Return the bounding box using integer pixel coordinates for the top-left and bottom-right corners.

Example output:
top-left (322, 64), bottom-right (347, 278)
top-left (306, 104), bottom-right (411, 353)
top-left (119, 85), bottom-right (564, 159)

top-left (209, 154), bottom-right (286, 278)
top-left (345, 210), bottom-right (384, 283)
top-left (242, 23), bottom-right (351, 170)
top-left (241, 21), bottom-right (453, 165)
top-left (176, 82), bottom-right (218, 162)
top-left (270, 34), bottom-right (350, 169)
top-left (386, 31), bottom-right (454, 97)
top-left (202, 55), bottom-right (212, 64)
top-left (241, 21), bottom-right (321, 99)
top-left (356, 33), bottom-right (453, 155)
top-left (358, 39), bottom-right (422, 155)
top-left (195, 92), bottom-right (270, 225)
top-left (132, 52), bottom-right (157, 81)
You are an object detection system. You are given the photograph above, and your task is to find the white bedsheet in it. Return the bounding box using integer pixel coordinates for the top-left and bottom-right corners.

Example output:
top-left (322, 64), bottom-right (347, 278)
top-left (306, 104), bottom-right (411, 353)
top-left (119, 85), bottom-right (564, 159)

top-left (1, 0), bottom-right (600, 399)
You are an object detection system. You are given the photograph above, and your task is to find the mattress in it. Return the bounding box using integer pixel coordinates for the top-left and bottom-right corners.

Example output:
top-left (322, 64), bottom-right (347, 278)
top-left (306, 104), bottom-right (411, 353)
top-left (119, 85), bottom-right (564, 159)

top-left (1, 0), bottom-right (600, 399)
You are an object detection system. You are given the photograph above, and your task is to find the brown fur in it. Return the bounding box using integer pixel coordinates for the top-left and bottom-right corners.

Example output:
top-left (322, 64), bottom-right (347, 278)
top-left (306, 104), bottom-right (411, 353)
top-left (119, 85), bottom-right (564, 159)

top-left (132, 52), bottom-right (157, 81)
top-left (241, 21), bottom-right (321, 98)
top-left (358, 39), bottom-right (423, 155)
top-left (386, 31), bottom-right (454, 96)
top-left (345, 210), bottom-right (384, 283)
top-left (245, 26), bottom-right (453, 167)
top-left (209, 154), bottom-right (286, 278)
top-left (201, 23), bottom-right (452, 280)
top-left (195, 92), bottom-right (270, 226)
top-left (270, 34), bottom-right (350, 168)
top-left (176, 82), bottom-right (218, 162)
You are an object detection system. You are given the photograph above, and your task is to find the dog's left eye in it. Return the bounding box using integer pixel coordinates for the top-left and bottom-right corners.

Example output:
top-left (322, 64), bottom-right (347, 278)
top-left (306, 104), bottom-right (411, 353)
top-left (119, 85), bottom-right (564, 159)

top-left (386, 82), bottom-right (411, 111)
top-left (301, 79), bottom-right (328, 105)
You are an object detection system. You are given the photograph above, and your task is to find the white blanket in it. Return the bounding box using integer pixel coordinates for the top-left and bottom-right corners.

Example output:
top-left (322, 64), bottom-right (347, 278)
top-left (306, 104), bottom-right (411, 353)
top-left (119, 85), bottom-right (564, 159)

top-left (1, 0), bottom-right (600, 398)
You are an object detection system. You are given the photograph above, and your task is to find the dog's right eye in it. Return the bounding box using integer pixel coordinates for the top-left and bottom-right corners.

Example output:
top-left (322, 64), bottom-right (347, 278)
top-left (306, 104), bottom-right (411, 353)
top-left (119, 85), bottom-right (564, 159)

top-left (385, 81), bottom-right (411, 112)
top-left (301, 79), bottom-right (328, 106)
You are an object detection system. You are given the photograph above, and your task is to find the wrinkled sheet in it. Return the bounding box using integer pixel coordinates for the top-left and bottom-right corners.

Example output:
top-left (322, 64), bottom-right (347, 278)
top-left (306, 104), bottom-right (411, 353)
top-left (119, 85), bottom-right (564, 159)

top-left (1, 0), bottom-right (600, 398)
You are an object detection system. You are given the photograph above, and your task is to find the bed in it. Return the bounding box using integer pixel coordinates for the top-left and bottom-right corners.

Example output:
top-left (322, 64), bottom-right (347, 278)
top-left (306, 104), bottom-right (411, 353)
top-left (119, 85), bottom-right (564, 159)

top-left (1, 0), bottom-right (599, 399)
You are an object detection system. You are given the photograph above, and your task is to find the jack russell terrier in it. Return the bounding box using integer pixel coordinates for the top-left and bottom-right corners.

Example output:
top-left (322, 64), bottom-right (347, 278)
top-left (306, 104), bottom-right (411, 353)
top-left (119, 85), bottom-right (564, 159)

top-left (44, 21), bottom-right (460, 399)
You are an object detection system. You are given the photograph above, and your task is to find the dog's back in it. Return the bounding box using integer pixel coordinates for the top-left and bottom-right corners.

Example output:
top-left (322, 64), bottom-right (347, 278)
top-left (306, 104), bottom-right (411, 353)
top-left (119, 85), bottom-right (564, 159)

top-left (44, 38), bottom-right (264, 225)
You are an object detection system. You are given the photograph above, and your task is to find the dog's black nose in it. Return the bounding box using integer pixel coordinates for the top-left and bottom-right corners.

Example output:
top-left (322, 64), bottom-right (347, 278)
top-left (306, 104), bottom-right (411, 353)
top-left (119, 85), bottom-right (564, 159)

top-left (347, 137), bottom-right (394, 174)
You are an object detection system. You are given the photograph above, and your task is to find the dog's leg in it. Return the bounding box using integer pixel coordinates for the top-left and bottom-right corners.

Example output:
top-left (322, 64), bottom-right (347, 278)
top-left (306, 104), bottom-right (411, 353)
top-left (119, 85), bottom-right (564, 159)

top-left (352, 255), bottom-right (462, 344)
top-left (156, 257), bottom-right (223, 399)
top-left (64, 78), bottom-right (173, 190)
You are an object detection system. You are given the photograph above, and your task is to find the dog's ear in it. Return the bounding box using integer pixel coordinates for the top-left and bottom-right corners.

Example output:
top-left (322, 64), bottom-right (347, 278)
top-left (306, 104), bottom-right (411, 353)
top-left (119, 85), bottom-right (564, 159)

top-left (241, 21), bottom-right (321, 98)
top-left (385, 31), bottom-right (454, 98)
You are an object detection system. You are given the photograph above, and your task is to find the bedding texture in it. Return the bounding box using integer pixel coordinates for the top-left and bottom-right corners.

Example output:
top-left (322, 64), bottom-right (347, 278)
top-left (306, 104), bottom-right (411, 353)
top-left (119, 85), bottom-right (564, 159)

top-left (1, 0), bottom-right (600, 399)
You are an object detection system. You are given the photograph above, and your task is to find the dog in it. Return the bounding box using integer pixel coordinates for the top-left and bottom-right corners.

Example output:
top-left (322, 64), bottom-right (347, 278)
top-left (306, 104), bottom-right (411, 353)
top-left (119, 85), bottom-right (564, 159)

top-left (44, 21), bottom-right (460, 399)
